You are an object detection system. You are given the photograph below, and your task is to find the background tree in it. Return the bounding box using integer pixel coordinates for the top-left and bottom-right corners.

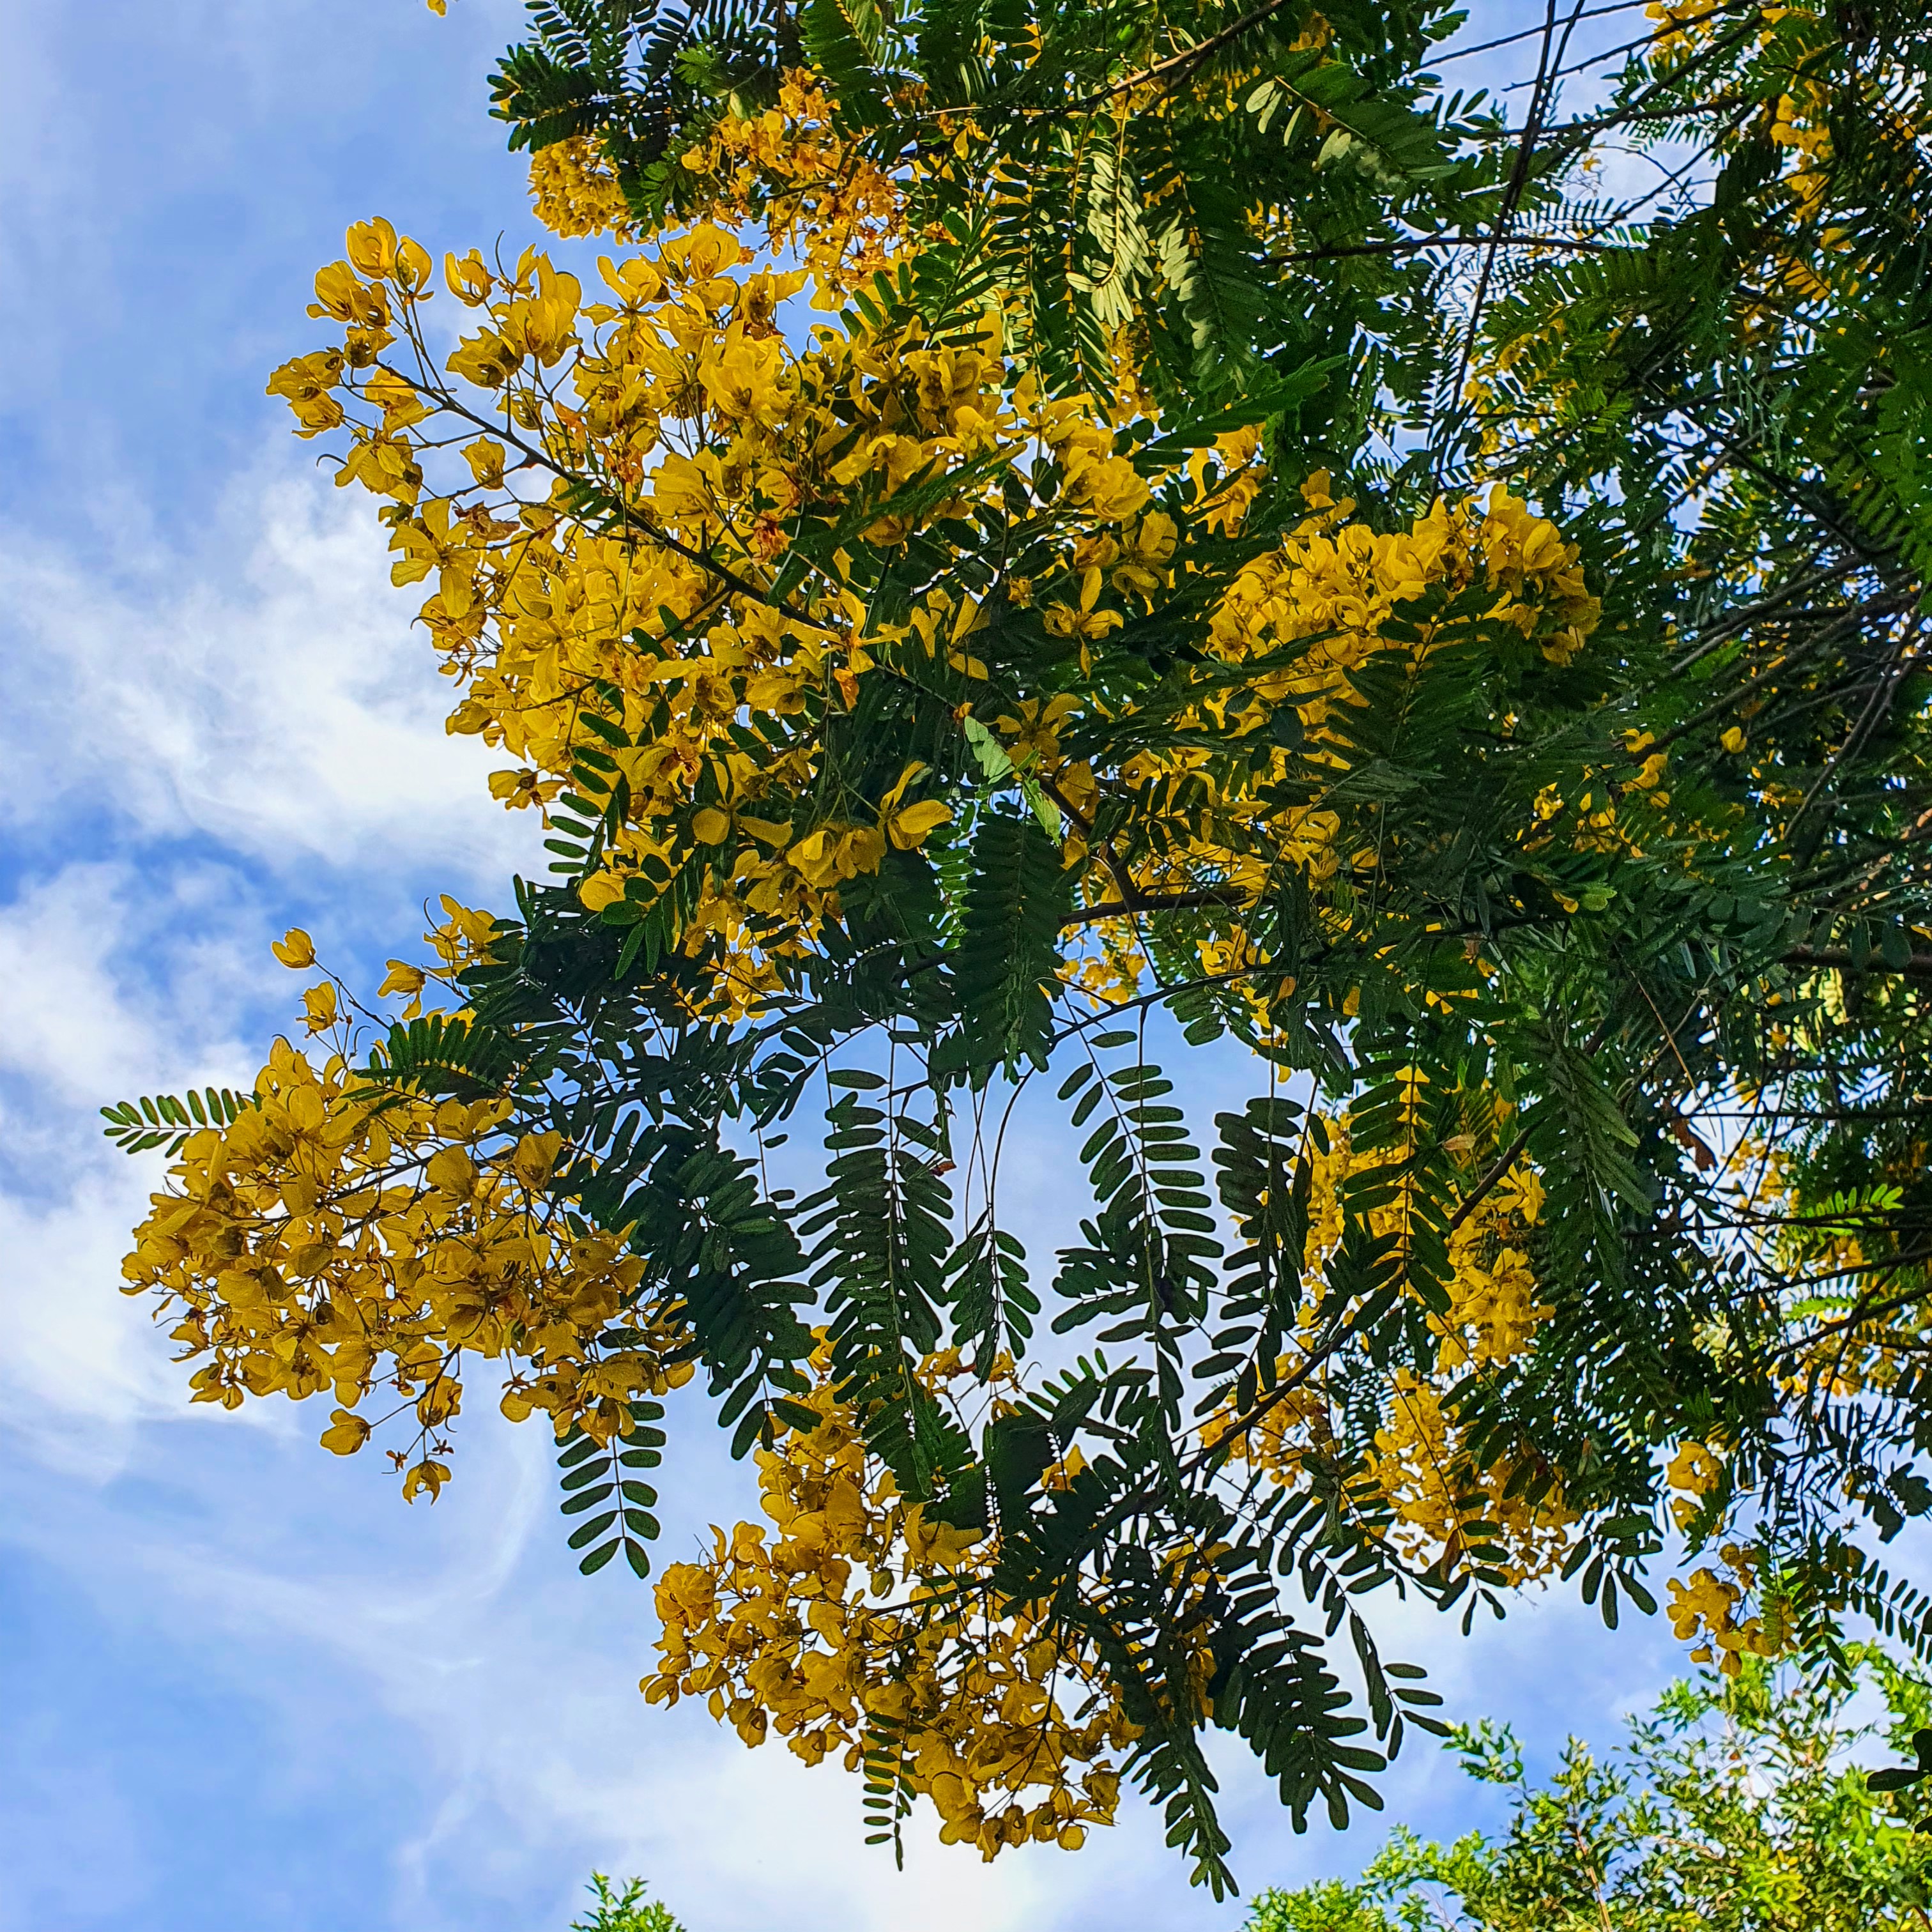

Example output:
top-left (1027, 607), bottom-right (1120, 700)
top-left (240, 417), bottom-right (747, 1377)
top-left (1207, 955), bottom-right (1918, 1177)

top-left (1245, 1648), bottom-right (1932, 1932)
top-left (573, 1873), bottom-right (687, 1932)
top-left (108, 0), bottom-right (1932, 1892)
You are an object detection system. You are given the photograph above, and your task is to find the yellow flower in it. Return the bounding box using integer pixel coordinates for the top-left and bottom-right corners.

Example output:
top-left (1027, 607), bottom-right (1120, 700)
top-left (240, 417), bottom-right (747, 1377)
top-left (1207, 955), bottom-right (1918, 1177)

top-left (265, 351), bottom-right (346, 436)
top-left (447, 328), bottom-right (521, 388)
top-left (487, 768), bottom-right (559, 809)
top-left (401, 1459), bottom-right (452, 1503)
top-left (1070, 454), bottom-right (1151, 523)
top-left (887, 801), bottom-right (951, 850)
top-left (271, 927), bottom-right (316, 969)
top-left (698, 326), bottom-right (795, 425)
top-left (461, 438), bottom-right (507, 489)
top-left (1044, 567), bottom-right (1124, 642)
top-left (345, 217), bottom-right (430, 291)
top-left (320, 1408), bottom-right (370, 1455)
top-left (786, 824), bottom-right (887, 889)
top-left (1112, 510), bottom-right (1178, 597)
top-left (444, 248), bottom-right (494, 305)
top-left (1667, 1440), bottom-right (1721, 1494)
top-left (309, 260), bottom-right (389, 328)
top-left (878, 762), bottom-right (953, 850)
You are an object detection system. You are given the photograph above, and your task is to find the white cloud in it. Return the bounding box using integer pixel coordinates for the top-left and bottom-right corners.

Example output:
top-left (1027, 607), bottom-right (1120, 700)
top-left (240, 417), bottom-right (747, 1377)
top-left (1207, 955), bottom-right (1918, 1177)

top-left (0, 620), bottom-right (1687, 1931)
top-left (4, 1372), bottom-right (1680, 1932)
top-left (0, 858), bottom-right (296, 1473)
top-left (0, 1163), bottom-right (202, 1476)
top-left (0, 456), bottom-right (535, 889)
top-left (0, 862), bottom-right (162, 1105)
top-left (0, 859), bottom-right (279, 1109)
top-left (5, 1410), bottom-right (1181, 1932)
top-left (0, 446), bottom-right (545, 1480)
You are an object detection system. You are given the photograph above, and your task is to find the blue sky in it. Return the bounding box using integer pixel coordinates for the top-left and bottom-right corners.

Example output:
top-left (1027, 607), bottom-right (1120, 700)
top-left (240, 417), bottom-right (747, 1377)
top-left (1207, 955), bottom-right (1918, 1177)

top-left (0, 6), bottom-right (1696, 1930)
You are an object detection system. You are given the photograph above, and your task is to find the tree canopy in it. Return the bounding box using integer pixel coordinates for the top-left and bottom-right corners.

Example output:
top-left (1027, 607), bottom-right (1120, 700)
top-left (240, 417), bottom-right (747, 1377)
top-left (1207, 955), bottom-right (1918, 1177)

top-left (110, 0), bottom-right (1932, 1893)
top-left (572, 1874), bottom-right (687, 1932)
top-left (1248, 1649), bottom-right (1932, 1931)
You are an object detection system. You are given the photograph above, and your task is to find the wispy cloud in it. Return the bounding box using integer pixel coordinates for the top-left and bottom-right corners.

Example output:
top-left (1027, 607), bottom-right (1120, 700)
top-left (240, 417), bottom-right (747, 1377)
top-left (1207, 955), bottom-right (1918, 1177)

top-left (0, 459), bottom-right (535, 891)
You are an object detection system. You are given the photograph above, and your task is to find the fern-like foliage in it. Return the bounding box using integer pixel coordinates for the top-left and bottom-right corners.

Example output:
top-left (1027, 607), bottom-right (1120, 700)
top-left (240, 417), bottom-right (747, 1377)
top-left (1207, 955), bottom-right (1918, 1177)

top-left (103, 1086), bottom-right (256, 1156)
top-left (946, 809), bottom-right (1073, 1078)
top-left (556, 1397), bottom-right (666, 1576)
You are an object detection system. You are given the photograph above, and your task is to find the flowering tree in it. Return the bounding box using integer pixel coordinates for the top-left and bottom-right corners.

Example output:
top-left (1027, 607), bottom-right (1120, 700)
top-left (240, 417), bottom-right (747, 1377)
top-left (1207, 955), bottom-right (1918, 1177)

top-left (107, 0), bottom-right (1932, 1891)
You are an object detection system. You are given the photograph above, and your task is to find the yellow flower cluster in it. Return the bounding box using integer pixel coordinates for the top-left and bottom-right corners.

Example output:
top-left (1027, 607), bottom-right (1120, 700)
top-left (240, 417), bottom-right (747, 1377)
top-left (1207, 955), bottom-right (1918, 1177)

top-left (1666, 1438), bottom-right (1724, 1532)
top-left (1644, 3), bottom-right (1904, 314)
top-left (1111, 473), bottom-right (1597, 935)
top-left (1667, 1549), bottom-right (1786, 1676)
top-left (121, 913), bottom-right (692, 1493)
top-left (526, 72), bottom-right (905, 288)
top-left (1714, 1112), bottom-right (1932, 1408)
top-left (1206, 1101), bottom-right (1574, 1587)
top-left (528, 135), bottom-right (638, 242)
top-left (1208, 471), bottom-right (1601, 701)
top-left (1662, 1444), bottom-right (1791, 1675)
top-left (645, 1349), bottom-right (1136, 1860)
top-left (267, 183), bottom-right (1143, 1004)
top-left (677, 73), bottom-right (908, 299)
top-left (1365, 1374), bottom-right (1575, 1589)
top-left (266, 113), bottom-right (1602, 1023)
top-left (1068, 472), bottom-right (1604, 1002)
